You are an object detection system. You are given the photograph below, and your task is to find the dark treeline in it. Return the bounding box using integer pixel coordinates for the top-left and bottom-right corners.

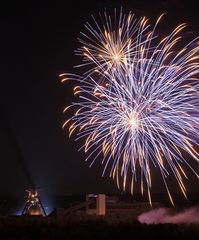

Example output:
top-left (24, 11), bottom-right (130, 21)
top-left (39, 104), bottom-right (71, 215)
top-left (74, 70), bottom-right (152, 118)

top-left (0, 217), bottom-right (199, 240)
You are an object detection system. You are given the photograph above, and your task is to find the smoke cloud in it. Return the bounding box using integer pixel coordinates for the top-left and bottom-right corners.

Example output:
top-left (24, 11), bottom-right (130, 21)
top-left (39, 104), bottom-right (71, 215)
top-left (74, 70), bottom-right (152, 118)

top-left (138, 207), bottom-right (199, 224)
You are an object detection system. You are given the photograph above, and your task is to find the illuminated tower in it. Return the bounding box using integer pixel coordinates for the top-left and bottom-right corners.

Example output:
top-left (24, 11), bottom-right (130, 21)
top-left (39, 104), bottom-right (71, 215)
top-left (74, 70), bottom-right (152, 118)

top-left (21, 189), bottom-right (46, 216)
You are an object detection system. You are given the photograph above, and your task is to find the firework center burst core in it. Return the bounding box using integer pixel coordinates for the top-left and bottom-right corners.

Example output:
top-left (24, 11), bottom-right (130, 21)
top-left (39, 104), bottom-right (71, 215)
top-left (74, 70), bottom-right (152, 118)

top-left (128, 112), bottom-right (139, 131)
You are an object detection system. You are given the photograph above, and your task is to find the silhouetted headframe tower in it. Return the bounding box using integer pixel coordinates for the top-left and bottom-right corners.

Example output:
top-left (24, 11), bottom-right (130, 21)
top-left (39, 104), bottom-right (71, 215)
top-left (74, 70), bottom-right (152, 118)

top-left (21, 189), bottom-right (46, 216)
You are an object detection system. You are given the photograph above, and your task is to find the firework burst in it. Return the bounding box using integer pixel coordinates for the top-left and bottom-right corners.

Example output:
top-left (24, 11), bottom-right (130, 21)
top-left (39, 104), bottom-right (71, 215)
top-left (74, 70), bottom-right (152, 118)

top-left (61, 9), bottom-right (199, 205)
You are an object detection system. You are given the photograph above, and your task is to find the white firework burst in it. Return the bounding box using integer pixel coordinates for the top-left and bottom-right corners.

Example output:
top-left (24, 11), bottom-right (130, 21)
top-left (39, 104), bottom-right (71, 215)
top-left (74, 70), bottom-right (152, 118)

top-left (61, 9), bottom-right (199, 205)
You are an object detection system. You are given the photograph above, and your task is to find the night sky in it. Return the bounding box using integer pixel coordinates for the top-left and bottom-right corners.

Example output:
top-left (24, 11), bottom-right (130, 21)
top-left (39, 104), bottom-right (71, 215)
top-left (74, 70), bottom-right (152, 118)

top-left (1, 0), bottom-right (199, 199)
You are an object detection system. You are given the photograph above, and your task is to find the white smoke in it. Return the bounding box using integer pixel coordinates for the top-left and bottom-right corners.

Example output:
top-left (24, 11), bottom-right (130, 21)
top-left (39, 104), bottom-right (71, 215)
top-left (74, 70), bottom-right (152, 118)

top-left (138, 207), bottom-right (199, 224)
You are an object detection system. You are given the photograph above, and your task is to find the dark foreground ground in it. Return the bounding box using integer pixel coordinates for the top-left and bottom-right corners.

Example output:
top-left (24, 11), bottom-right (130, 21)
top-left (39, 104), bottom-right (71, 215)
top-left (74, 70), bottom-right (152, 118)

top-left (0, 217), bottom-right (199, 240)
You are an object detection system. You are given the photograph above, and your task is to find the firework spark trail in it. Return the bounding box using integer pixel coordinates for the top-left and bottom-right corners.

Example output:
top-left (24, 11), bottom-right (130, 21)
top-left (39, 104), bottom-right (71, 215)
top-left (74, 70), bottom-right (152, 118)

top-left (61, 9), bottom-right (199, 205)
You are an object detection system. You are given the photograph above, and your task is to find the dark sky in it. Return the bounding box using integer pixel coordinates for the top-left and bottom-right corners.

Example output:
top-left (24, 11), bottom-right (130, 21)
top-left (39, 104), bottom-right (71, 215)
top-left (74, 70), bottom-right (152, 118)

top-left (1, 0), bottom-right (199, 199)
